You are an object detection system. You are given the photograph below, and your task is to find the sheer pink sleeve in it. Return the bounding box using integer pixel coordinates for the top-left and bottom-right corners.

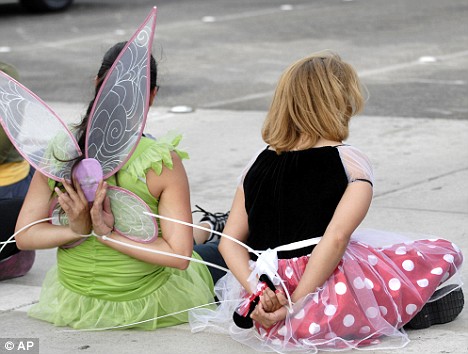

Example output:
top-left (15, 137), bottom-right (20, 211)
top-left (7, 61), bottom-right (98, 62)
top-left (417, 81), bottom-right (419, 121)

top-left (237, 146), bottom-right (268, 187)
top-left (337, 145), bottom-right (374, 186)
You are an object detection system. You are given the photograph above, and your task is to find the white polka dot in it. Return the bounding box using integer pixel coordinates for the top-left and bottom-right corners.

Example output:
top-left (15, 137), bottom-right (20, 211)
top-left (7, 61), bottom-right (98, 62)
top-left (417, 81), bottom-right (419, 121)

top-left (309, 322), bottom-right (320, 335)
top-left (366, 307), bottom-right (379, 318)
top-left (431, 267), bottom-right (443, 275)
top-left (379, 306), bottom-right (388, 316)
top-left (324, 305), bottom-right (337, 316)
top-left (312, 293), bottom-right (319, 303)
top-left (365, 278), bottom-right (374, 289)
top-left (417, 278), bottom-right (429, 288)
top-left (285, 266), bottom-right (294, 279)
top-left (406, 304), bottom-right (418, 315)
top-left (395, 246), bottom-right (407, 255)
top-left (368, 255), bottom-right (378, 266)
top-left (402, 260), bottom-right (414, 271)
top-left (443, 254), bottom-right (454, 263)
top-left (359, 326), bottom-right (371, 334)
top-left (278, 325), bottom-right (287, 336)
top-left (389, 278), bottom-right (401, 291)
top-left (417, 251), bottom-right (423, 257)
top-left (451, 243), bottom-right (460, 253)
top-left (353, 277), bottom-right (365, 289)
top-left (294, 309), bottom-right (305, 319)
top-left (335, 282), bottom-right (347, 295)
top-left (271, 338), bottom-right (282, 346)
top-left (429, 238), bottom-right (438, 242)
top-left (343, 314), bottom-right (355, 327)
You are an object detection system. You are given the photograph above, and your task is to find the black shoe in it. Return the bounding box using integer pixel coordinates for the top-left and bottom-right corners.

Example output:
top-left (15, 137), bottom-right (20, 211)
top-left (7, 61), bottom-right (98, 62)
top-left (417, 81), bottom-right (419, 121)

top-left (405, 284), bottom-right (464, 330)
top-left (193, 205), bottom-right (230, 243)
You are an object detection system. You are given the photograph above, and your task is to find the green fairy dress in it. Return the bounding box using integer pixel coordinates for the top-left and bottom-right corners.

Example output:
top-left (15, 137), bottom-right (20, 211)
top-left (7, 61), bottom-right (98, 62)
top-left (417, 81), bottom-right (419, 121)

top-left (28, 134), bottom-right (214, 330)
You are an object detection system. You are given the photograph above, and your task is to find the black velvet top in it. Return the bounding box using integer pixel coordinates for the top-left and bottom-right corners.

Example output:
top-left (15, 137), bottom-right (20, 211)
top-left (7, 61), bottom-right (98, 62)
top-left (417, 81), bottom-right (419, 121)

top-left (243, 145), bottom-right (372, 260)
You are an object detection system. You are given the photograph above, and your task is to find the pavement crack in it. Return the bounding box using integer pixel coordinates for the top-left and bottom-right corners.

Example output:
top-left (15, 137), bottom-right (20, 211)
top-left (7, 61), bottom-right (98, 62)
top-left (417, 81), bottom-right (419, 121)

top-left (373, 205), bottom-right (468, 215)
top-left (1, 300), bottom-right (39, 314)
top-left (374, 166), bottom-right (468, 198)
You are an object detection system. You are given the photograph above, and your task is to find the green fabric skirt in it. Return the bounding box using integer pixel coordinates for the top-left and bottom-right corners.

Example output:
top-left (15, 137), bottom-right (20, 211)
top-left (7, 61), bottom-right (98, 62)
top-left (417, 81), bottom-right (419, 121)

top-left (28, 237), bottom-right (215, 330)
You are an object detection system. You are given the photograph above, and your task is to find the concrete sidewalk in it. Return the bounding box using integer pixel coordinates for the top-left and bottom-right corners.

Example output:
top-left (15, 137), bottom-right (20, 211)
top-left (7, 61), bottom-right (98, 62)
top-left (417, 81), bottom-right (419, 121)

top-left (1, 105), bottom-right (467, 354)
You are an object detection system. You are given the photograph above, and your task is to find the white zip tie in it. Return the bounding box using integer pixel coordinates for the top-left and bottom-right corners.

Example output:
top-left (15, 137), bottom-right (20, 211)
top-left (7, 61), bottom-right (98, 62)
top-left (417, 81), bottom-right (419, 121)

top-left (144, 211), bottom-right (295, 310)
top-left (101, 235), bottom-right (230, 273)
top-left (0, 217), bottom-right (53, 255)
top-left (62, 298), bottom-right (243, 332)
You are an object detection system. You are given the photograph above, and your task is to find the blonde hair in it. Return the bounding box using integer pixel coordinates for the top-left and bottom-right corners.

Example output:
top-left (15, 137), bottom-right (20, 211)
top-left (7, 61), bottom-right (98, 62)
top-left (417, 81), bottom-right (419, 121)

top-left (262, 50), bottom-right (364, 153)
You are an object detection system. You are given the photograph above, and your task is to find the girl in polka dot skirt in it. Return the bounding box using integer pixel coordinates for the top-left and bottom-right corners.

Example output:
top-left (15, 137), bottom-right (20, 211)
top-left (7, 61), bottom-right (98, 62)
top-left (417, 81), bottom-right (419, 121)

top-left (189, 51), bottom-right (464, 352)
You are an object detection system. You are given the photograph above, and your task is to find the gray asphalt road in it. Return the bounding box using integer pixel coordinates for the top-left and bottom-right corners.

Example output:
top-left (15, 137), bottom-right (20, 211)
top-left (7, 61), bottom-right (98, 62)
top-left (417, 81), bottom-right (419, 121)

top-left (1, 2), bottom-right (468, 353)
top-left (0, 0), bottom-right (467, 119)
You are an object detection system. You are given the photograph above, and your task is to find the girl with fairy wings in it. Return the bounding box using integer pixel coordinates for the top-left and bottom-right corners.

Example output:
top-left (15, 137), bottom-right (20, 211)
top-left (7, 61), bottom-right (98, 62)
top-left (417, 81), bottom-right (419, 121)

top-left (189, 51), bottom-right (464, 352)
top-left (0, 8), bottom-right (227, 330)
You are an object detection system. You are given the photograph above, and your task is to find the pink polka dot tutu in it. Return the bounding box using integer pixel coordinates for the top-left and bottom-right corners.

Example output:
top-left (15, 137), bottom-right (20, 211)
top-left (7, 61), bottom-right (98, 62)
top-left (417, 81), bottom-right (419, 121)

top-left (189, 230), bottom-right (464, 353)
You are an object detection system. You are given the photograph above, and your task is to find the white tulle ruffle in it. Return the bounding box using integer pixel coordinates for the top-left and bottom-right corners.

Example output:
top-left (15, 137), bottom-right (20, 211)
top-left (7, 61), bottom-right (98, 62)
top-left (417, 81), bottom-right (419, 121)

top-left (189, 229), bottom-right (463, 353)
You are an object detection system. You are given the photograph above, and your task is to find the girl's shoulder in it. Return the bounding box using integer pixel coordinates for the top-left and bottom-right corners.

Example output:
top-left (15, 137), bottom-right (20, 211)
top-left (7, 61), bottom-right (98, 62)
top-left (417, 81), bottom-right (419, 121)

top-left (336, 145), bottom-right (374, 186)
top-left (336, 144), bottom-right (371, 163)
top-left (123, 132), bottom-right (189, 178)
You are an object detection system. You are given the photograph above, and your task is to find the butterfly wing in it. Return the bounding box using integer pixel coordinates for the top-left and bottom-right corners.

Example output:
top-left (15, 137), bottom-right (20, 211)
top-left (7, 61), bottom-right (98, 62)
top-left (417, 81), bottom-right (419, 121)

top-left (107, 186), bottom-right (158, 243)
top-left (48, 7), bottom-right (159, 244)
top-left (0, 71), bottom-right (81, 182)
top-left (49, 186), bottom-right (158, 243)
top-left (85, 7), bottom-right (158, 179)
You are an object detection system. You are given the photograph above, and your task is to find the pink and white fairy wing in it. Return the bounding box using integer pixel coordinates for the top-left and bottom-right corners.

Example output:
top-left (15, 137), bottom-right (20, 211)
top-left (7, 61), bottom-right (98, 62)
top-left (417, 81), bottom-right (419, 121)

top-left (85, 7), bottom-right (157, 179)
top-left (0, 71), bottom-right (81, 181)
top-left (107, 186), bottom-right (158, 242)
top-left (49, 199), bottom-right (68, 226)
top-left (50, 186), bottom-right (158, 243)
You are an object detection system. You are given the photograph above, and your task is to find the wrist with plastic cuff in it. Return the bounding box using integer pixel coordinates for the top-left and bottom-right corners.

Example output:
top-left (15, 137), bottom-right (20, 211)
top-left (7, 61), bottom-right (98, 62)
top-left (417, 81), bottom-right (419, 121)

top-left (77, 229), bottom-right (112, 238)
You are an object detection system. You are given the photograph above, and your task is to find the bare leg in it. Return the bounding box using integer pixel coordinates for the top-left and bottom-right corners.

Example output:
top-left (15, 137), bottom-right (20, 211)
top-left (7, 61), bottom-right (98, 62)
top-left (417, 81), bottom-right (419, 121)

top-left (193, 222), bottom-right (212, 245)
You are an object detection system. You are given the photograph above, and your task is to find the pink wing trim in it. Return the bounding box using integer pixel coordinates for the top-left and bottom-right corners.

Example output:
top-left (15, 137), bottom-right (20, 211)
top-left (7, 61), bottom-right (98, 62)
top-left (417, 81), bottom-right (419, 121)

top-left (85, 7), bottom-right (158, 179)
top-left (49, 186), bottom-right (159, 244)
top-left (107, 186), bottom-right (159, 243)
top-left (0, 71), bottom-right (81, 182)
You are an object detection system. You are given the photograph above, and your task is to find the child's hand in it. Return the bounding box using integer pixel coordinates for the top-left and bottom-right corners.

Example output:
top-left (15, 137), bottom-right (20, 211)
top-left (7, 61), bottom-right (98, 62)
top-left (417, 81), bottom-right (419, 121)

top-left (55, 179), bottom-right (91, 236)
top-left (260, 288), bottom-right (288, 313)
top-left (90, 180), bottom-right (114, 236)
top-left (251, 301), bottom-right (288, 328)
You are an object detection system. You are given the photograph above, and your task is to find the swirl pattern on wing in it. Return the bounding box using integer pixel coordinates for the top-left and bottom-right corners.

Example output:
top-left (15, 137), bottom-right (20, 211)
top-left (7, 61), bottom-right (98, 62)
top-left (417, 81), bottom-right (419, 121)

top-left (108, 187), bottom-right (158, 243)
top-left (49, 188), bottom-right (158, 243)
top-left (49, 198), bottom-right (69, 226)
top-left (85, 9), bottom-right (157, 178)
top-left (0, 73), bottom-right (81, 181)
